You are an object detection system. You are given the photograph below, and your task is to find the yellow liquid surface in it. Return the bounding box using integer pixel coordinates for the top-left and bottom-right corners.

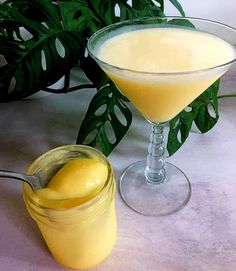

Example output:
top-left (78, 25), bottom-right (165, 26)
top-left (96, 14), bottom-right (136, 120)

top-left (30, 157), bottom-right (116, 269)
top-left (98, 28), bottom-right (235, 121)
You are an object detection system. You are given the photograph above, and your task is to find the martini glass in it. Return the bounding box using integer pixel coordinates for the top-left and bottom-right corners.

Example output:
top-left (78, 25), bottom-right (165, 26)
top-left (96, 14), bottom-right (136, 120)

top-left (87, 17), bottom-right (236, 216)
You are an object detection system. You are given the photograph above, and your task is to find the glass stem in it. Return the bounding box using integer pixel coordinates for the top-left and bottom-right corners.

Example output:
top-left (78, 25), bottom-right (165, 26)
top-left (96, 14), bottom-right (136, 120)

top-left (145, 122), bottom-right (166, 184)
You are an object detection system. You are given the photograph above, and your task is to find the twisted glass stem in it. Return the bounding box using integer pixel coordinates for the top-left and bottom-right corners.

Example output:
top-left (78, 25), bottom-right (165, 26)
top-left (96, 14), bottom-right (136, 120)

top-left (145, 123), bottom-right (166, 184)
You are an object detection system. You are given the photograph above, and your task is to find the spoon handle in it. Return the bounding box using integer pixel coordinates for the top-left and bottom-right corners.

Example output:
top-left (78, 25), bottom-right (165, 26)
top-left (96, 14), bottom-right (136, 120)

top-left (0, 169), bottom-right (39, 189)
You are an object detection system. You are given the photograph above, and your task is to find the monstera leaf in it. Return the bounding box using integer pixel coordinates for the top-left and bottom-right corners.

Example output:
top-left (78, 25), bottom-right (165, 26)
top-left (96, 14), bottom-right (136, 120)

top-left (167, 80), bottom-right (220, 155)
top-left (77, 82), bottom-right (132, 156)
top-left (0, 0), bottom-right (96, 101)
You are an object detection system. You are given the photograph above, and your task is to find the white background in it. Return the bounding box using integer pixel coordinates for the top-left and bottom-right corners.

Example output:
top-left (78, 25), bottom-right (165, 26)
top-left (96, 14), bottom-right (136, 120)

top-left (164, 0), bottom-right (236, 28)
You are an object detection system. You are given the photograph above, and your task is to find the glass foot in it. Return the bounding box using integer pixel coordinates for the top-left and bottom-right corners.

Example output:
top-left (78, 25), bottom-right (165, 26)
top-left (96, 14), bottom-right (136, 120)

top-left (119, 160), bottom-right (191, 216)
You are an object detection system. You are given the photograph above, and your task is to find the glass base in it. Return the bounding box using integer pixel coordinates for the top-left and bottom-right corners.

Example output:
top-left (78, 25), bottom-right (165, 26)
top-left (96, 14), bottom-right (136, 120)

top-left (119, 160), bottom-right (191, 216)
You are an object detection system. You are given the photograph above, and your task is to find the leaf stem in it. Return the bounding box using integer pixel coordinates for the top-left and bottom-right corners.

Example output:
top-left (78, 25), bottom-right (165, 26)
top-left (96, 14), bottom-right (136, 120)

top-left (217, 93), bottom-right (236, 99)
top-left (44, 83), bottom-right (95, 94)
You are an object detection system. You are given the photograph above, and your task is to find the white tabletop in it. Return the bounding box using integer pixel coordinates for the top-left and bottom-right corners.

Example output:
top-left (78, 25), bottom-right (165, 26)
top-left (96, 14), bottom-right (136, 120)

top-left (0, 65), bottom-right (236, 271)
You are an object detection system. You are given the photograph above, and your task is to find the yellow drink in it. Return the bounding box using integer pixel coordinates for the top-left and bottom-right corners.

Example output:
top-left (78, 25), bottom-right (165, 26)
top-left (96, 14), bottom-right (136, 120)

top-left (22, 145), bottom-right (116, 269)
top-left (97, 28), bottom-right (235, 122)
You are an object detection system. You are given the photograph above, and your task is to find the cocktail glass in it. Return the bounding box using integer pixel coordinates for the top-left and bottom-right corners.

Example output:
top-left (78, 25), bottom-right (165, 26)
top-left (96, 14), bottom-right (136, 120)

top-left (87, 17), bottom-right (236, 216)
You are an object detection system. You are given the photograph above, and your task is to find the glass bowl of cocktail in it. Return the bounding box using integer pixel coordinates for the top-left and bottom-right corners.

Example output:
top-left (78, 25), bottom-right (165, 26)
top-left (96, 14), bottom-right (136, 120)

top-left (87, 17), bottom-right (236, 216)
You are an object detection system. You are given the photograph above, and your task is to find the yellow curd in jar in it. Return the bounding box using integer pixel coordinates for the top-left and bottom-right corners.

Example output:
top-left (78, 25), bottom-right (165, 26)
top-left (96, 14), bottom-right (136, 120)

top-left (34, 157), bottom-right (108, 208)
top-left (22, 145), bottom-right (116, 270)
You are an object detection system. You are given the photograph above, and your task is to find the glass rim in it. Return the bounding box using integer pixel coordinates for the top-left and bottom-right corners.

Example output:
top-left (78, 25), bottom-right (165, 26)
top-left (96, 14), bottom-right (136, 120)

top-left (87, 16), bottom-right (236, 77)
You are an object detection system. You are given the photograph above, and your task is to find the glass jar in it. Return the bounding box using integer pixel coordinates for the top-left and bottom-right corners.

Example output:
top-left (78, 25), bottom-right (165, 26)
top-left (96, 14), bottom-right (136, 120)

top-left (22, 145), bottom-right (116, 269)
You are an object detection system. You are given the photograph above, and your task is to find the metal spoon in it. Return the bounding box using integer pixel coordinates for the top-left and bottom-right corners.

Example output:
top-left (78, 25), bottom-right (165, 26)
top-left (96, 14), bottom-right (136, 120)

top-left (0, 169), bottom-right (47, 189)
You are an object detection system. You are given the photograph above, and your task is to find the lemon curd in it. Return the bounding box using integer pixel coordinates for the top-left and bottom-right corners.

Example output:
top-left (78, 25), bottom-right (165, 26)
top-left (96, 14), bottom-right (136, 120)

top-left (97, 27), bottom-right (235, 122)
top-left (34, 157), bottom-right (108, 208)
top-left (22, 145), bottom-right (116, 270)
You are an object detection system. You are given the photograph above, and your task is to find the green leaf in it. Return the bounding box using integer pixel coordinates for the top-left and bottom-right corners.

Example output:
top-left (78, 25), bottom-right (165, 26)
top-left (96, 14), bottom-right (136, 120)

top-left (132, 0), bottom-right (164, 11)
top-left (167, 80), bottom-right (220, 156)
top-left (58, 0), bottom-right (100, 34)
top-left (167, 18), bottom-right (195, 28)
top-left (193, 79), bottom-right (220, 133)
top-left (86, 1), bottom-right (117, 26)
top-left (87, 0), bottom-right (164, 25)
top-left (0, 0), bottom-right (166, 100)
top-left (80, 55), bottom-right (109, 90)
top-left (169, 0), bottom-right (185, 16)
top-left (167, 107), bottom-right (195, 156)
top-left (76, 83), bottom-right (132, 156)
top-left (128, 0), bottom-right (164, 18)
top-left (0, 0), bottom-right (88, 101)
